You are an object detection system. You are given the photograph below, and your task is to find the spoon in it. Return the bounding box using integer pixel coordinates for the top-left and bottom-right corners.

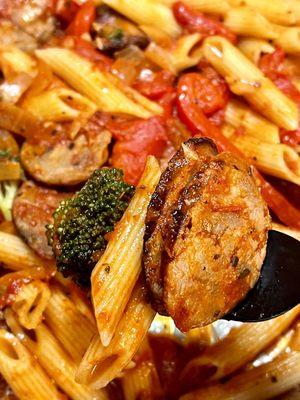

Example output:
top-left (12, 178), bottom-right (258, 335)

top-left (224, 230), bottom-right (300, 322)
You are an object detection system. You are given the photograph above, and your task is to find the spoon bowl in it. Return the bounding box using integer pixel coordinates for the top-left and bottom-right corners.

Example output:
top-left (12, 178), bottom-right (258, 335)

top-left (225, 230), bottom-right (300, 322)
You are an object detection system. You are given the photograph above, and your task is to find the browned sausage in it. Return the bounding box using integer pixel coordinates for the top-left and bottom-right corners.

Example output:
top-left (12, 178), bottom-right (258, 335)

top-left (143, 138), bottom-right (270, 332)
top-left (12, 181), bottom-right (70, 259)
top-left (21, 117), bottom-right (111, 186)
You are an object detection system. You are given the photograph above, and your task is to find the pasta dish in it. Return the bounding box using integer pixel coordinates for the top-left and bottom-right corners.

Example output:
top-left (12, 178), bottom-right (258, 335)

top-left (0, 0), bottom-right (299, 399)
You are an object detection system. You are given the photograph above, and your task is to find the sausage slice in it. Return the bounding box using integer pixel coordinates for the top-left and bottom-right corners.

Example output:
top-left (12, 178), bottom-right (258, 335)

top-left (13, 181), bottom-right (70, 259)
top-left (143, 138), bottom-right (270, 331)
top-left (21, 118), bottom-right (111, 186)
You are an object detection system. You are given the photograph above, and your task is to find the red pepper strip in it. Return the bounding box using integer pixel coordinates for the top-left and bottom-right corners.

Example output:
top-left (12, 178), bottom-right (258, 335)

top-left (177, 73), bottom-right (300, 229)
top-left (173, 1), bottom-right (237, 43)
top-left (134, 70), bottom-right (176, 118)
top-left (109, 117), bottom-right (168, 185)
top-left (66, 0), bottom-right (96, 36)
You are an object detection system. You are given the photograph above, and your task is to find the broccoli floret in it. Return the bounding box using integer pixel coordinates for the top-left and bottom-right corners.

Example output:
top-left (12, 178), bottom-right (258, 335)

top-left (47, 168), bottom-right (135, 287)
top-left (0, 181), bottom-right (18, 221)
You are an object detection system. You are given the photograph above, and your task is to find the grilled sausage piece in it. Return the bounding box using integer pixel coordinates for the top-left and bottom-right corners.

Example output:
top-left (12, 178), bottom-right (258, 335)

top-left (143, 138), bottom-right (270, 332)
top-left (13, 181), bottom-right (70, 259)
top-left (21, 118), bottom-right (111, 186)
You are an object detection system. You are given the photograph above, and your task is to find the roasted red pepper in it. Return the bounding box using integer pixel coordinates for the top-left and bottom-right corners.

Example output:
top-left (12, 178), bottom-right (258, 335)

top-left (109, 117), bottom-right (168, 185)
top-left (134, 70), bottom-right (176, 118)
top-left (134, 70), bottom-right (175, 100)
top-left (66, 0), bottom-right (96, 36)
top-left (176, 71), bottom-right (300, 229)
top-left (173, 1), bottom-right (236, 43)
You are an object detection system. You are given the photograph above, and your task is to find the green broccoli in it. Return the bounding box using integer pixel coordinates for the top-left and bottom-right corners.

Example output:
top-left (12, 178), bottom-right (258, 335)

top-left (0, 149), bottom-right (19, 221)
top-left (47, 168), bottom-right (135, 286)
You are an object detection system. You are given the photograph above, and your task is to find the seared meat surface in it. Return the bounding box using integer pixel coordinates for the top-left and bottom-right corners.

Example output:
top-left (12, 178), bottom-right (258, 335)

top-left (21, 117), bottom-right (111, 186)
top-left (13, 181), bottom-right (70, 258)
top-left (143, 138), bottom-right (270, 332)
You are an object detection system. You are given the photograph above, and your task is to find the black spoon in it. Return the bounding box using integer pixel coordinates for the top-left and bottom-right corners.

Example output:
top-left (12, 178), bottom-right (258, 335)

top-left (224, 230), bottom-right (300, 322)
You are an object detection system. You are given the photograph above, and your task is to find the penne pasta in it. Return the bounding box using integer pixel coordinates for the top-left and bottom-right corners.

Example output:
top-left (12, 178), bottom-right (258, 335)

top-left (273, 27), bottom-right (300, 55)
top-left (184, 325), bottom-right (216, 347)
top-left (225, 99), bottom-right (280, 144)
top-left (238, 38), bottom-right (275, 65)
top-left (0, 45), bottom-right (36, 76)
top-left (181, 306), bottom-right (300, 384)
top-left (11, 280), bottom-right (51, 330)
top-left (77, 281), bottom-right (155, 389)
top-left (145, 33), bottom-right (202, 74)
top-left (91, 156), bottom-right (160, 347)
top-left (288, 0), bottom-right (300, 24)
top-left (229, 0), bottom-right (296, 25)
top-left (224, 7), bottom-right (279, 39)
top-left (22, 87), bottom-right (97, 123)
top-left (35, 48), bottom-right (161, 118)
top-left (6, 310), bottom-right (108, 400)
top-left (103, 0), bottom-right (181, 38)
top-left (202, 36), bottom-right (299, 130)
top-left (181, 350), bottom-right (300, 400)
top-left (232, 135), bottom-right (300, 185)
top-left (121, 336), bottom-right (164, 400)
top-left (183, 0), bottom-right (230, 15)
top-left (55, 274), bottom-right (96, 324)
top-left (0, 231), bottom-right (44, 271)
top-left (0, 328), bottom-right (62, 400)
top-left (45, 285), bottom-right (96, 363)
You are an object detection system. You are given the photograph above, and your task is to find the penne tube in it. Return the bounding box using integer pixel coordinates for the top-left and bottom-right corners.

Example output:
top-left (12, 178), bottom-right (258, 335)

top-left (77, 281), bottom-right (156, 389)
top-left (121, 336), bottom-right (164, 400)
top-left (181, 306), bottom-right (300, 384)
top-left (184, 325), bottom-right (216, 347)
top-left (229, 0), bottom-right (296, 25)
top-left (232, 135), bottom-right (300, 185)
top-left (11, 280), bottom-right (51, 329)
top-left (103, 0), bottom-right (181, 38)
top-left (288, 0), bottom-right (300, 24)
top-left (238, 38), bottom-right (275, 65)
top-left (0, 328), bottom-right (62, 400)
top-left (251, 328), bottom-right (295, 368)
top-left (145, 33), bottom-right (202, 74)
top-left (273, 27), bottom-right (300, 55)
top-left (92, 156), bottom-right (161, 347)
top-left (225, 99), bottom-right (280, 144)
top-left (202, 36), bottom-right (299, 130)
top-left (35, 48), bottom-right (161, 118)
top-left (182, 0), bottom-right (230, 14)
top-left (0, 231), bottom-right (43, 271)
top-left (224, 7), bottom-right (279, 39)
top-left (55, 274), bottom-right (95, 324)
top-left (22, 87), bottom-right (97, 122)
top-left (181, 350), bottom-right (300, 400)
top-left (6, 310), bottom-right (108, 400)
top-left (0, 46), bottom-right (37, 76)
top-left (45, 285), bottom-right (96, 363)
